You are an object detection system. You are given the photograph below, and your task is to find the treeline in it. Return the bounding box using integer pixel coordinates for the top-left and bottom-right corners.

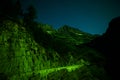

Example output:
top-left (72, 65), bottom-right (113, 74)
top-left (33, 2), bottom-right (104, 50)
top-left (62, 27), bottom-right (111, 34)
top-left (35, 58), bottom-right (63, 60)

top-left (0, 0), bottom-right (36, 27)
top-left (0, 0), bottom-right (41, 43)
top-left (0, 0), bottom-right (22, 19)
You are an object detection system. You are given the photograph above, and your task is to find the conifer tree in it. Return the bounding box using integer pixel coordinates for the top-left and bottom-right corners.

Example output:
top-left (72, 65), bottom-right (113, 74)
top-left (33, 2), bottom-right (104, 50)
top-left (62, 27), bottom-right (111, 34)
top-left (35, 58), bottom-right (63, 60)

top-left (14, 0), bottom-right (23, 18)
top-left (23, 5), bottom-right (37, 29)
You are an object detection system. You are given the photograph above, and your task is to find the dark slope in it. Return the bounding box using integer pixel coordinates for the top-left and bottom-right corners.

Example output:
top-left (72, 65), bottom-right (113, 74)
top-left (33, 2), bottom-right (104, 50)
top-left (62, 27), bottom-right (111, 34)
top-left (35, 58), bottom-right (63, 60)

top-left (85, 16), bottom-right (120, 80)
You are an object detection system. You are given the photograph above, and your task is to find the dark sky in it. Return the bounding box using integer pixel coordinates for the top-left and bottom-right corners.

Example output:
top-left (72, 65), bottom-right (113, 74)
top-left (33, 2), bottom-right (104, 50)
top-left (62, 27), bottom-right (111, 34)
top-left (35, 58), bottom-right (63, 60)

top-left (21, 0), bottom-right (120, 34)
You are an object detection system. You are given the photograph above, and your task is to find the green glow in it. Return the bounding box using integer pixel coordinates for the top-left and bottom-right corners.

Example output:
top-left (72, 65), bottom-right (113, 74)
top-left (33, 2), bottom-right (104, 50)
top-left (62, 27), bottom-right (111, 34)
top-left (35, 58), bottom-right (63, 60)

top-left (36, 64), bottom-right (84, 77)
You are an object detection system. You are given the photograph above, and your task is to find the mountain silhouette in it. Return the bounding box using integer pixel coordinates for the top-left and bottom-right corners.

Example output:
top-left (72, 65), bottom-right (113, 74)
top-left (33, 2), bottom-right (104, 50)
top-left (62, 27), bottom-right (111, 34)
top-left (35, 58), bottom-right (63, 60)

top-left (86, 16), bottom-right (120, 80)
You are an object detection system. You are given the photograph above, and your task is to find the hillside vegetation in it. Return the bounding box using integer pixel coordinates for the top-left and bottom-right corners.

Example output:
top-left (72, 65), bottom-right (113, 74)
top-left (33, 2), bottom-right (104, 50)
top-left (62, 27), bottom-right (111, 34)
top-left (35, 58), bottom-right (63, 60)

top-left (0, 0), bottom-right (109, 79)
top-left (0, 20), bottom-right (108, 80)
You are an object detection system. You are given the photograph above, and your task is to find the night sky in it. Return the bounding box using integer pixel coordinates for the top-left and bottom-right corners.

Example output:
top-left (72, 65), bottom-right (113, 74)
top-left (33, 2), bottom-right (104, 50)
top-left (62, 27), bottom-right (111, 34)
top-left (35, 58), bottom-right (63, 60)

top-left (21, 0), bottom-right (120, 34)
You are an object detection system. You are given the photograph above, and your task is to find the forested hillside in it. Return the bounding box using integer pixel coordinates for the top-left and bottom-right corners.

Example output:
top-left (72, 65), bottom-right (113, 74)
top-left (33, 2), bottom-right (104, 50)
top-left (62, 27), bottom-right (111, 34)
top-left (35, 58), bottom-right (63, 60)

top-left (0, 20), bottom-right (108, 80)
top-left (0, 0), bottom-right (110, 80)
